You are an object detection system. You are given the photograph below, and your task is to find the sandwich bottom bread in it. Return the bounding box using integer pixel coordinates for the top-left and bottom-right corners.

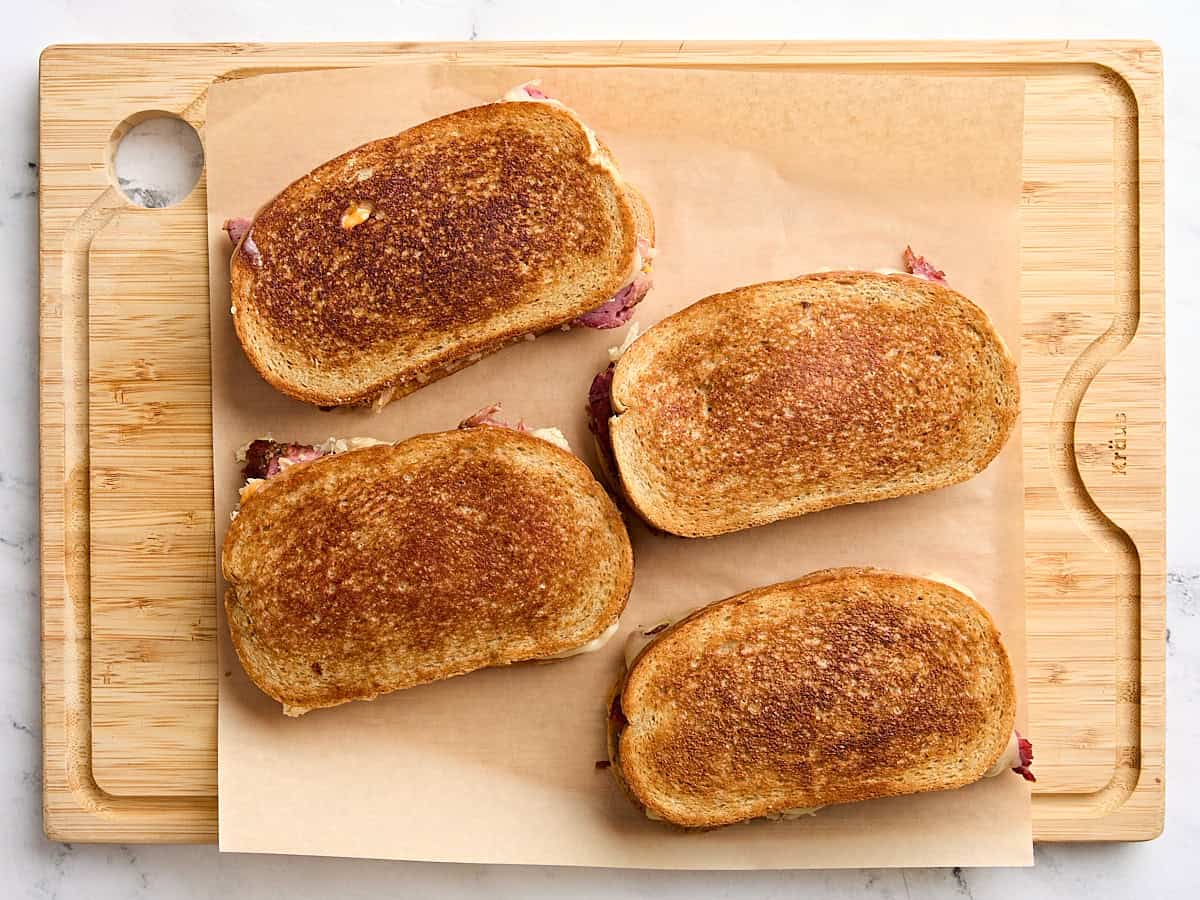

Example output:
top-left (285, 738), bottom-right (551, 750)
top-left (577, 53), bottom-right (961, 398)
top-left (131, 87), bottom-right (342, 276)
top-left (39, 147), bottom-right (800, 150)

top-left (606, 568), bottom-right (1034, 828)
top-left (223, 417), bottom-right (632, 715)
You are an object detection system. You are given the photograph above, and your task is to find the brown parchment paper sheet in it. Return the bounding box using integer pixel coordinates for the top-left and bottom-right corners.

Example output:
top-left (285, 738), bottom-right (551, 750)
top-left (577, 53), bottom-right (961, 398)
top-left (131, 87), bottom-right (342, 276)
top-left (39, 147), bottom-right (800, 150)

top-left (207, 63), bottom-right (1030, 868)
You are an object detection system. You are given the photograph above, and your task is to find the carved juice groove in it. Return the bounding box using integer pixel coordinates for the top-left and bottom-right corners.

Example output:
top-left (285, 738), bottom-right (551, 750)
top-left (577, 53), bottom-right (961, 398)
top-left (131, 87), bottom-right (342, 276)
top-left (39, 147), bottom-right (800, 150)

top-left (59, 190), bottom-right (217, 835)
top-left (1030, 64), bottom-right (1149, 825)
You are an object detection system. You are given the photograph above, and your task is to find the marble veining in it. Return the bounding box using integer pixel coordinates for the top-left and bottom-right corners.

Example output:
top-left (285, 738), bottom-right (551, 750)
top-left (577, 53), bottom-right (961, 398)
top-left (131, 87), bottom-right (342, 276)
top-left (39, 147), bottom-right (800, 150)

top-left (3, 0), bottom-right (1197, 896)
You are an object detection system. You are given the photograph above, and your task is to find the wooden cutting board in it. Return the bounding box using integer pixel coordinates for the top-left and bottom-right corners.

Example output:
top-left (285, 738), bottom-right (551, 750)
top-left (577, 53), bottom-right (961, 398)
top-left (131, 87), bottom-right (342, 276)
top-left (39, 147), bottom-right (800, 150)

top-left (38, 41), bottom-right (1164, 845)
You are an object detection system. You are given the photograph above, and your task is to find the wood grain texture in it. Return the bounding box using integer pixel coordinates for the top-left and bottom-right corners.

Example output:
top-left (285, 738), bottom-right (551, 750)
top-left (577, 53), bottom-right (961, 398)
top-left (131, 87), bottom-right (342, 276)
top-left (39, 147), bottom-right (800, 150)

top-left (38, 41), bottom-right (1164, 845)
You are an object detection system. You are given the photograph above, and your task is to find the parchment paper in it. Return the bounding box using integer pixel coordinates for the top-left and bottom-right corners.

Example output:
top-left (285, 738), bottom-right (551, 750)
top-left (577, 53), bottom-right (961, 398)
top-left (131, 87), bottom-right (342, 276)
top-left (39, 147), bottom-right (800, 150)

top-left (207, 63), bottom-right (1030, 868)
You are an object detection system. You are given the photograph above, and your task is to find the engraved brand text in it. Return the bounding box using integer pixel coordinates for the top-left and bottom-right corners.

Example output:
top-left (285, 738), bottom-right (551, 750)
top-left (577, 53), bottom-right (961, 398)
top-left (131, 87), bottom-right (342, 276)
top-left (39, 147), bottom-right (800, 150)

top-left (1110, 412), bottom-right (1128, 475)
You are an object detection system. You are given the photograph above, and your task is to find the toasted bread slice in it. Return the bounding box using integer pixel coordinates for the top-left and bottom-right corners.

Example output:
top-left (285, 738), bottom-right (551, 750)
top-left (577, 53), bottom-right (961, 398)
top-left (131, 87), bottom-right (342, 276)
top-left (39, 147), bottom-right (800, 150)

top-left (609, 568), bottom-right (1017, 828)
top-left (230, 99), bottom-right (652, 406)
top-left (607, 272), bottom-right (1019, 537)
top-left (222, 428), bottom-right (633, 715)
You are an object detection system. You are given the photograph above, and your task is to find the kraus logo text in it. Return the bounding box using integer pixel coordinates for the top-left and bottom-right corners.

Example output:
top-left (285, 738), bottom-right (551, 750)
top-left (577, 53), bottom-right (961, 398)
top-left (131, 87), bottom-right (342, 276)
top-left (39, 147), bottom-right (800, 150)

top-left (1110, 412), bottom-right (1128, 475)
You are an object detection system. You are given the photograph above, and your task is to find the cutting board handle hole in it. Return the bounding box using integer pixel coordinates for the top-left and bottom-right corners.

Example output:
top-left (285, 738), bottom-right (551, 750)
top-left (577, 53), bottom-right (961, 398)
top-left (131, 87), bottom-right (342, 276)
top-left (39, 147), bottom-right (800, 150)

top-left (107, 111), bottom-right (203, 208)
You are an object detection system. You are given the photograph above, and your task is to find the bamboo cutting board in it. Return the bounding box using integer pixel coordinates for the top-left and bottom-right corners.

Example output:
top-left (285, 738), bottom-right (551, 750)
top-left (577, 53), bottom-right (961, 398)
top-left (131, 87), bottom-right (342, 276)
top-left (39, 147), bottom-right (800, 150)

top-left (39, 41), bottom-right (1164, 846)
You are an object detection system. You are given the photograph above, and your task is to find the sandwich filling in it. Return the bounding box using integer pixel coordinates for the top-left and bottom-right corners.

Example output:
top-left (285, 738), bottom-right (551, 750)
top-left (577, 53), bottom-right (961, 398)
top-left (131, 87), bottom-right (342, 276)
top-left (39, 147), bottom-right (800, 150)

top-left (235, 416), bottom-right (572, 508)
top-left (457, 402), bottom-right (572, 452)
top-left (585, 324), bottom-right (642, 483)
top-left (572, 239), bottom-right (654, 329)
top-left (901, 245), bottom-right (948, 284)
top-left (587, 363), bottom-right (619, 478)
top-left (503, 81), bottom-right (656, 330)
top-left (986, 730), bottom-right (1036, 782)
top-left (609, 616), bottom-right (1035, 823)
top-left (544, 618), bottom-right (621, 659)
top-left (236, 436), bottom-right (390, 503)
top-left (223, 217), bottom-right (260, 269)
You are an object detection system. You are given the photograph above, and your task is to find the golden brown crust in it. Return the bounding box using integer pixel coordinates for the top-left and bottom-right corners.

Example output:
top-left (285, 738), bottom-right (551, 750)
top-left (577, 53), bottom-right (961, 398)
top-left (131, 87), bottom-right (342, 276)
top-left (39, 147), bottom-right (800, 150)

top-left (232, 101), bottom-right (646, 406)
top-left (611, 569), bottom-right (1016, 828)
top-left (609, 272), bottom-right (1020, 537)
top-left (222, 428), bottom-right (633, 714)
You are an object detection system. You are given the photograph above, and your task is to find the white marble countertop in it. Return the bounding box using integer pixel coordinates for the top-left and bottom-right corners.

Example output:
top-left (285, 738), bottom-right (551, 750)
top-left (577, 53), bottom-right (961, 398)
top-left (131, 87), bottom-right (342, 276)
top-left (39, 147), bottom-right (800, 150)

top-left (4, 1), bottom-right (1197, 896)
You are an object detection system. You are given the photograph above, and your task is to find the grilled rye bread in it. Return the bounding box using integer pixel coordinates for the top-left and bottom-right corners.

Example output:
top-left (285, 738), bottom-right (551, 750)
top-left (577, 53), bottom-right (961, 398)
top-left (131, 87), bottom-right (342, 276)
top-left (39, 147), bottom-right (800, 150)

top-left (608, 569), bottom-right (1018, 828)
top-left (223, 428), bottom-right (633, 715)
top-left (229, 95), bottom-right (654, 407)
top-left (603, 272), bottom-right (1019, 537)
